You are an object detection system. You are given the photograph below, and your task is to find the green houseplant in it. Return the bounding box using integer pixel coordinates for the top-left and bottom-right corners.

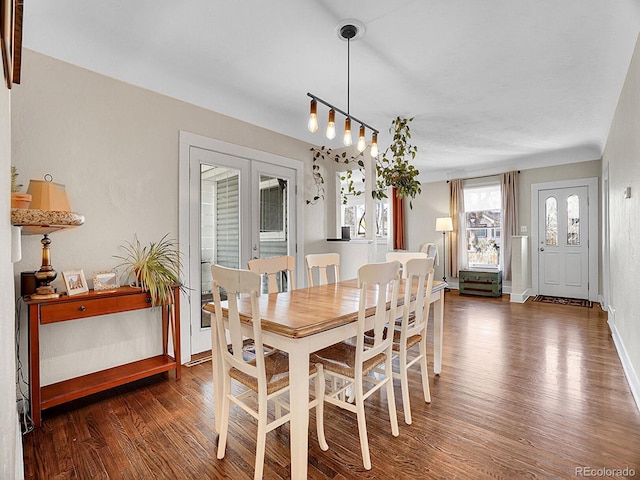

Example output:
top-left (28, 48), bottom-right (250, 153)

top-left (10, 166), bottom-right (32, 209)
top-left (306, 116), bottom-right (421, 208)
top-left (374, 116), bottom-right (421, 208)
top-left (115, 234), bottom-right (184, 307)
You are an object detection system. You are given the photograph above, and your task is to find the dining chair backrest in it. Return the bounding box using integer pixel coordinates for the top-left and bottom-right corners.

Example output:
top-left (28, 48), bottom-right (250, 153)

top-left (305, 253), bottom-right (340, 286)
top-left (419, 243), bottom-right (439, 262)
top-left (385, 251), bottom-right (429, 278)
top-left (247, 255), bottom-right (295, 294)
top-left (211, 265), bottom-right (267, 388)
top-left (356, 261), bottom-right (401, 362)
top-left (399, 257), bottom-right (435, 341)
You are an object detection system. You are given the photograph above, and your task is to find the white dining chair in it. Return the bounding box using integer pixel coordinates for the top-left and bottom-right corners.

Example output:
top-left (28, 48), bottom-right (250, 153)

top-left (389, 257), bottom-right (435, 424)
top-left (211, 265), bottom-right (327, 480)
top-left (419, 243), bottom-right (439, 265)
top-left (385, 251), bottom-right (428, 278)
top-left (305, 253), bottom-right (340, 286)
top-left (247, 255), bottom-right (296, 294)
top-left (311, 260), bottom-right (400, 470)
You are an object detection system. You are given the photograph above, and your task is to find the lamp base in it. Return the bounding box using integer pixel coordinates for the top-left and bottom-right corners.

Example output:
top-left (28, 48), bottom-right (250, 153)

top-left (30, 292), bottom-right (63, 300)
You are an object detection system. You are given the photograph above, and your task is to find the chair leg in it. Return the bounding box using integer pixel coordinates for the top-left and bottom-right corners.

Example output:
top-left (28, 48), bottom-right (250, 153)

top-left (217, 375), bottom-right (231, 460)
top-left (419, 339), bottom-right (431, 403)
top-left (385, 348), bottom-right (400, 437)
top-left (399, 348), bottom-right (412, 425)
top-left (314, 365), bottom-right (329, 451)
top-left (354, 381), bottom-right (372, 470)
top-left (254, 395), bottom-right (268, 480)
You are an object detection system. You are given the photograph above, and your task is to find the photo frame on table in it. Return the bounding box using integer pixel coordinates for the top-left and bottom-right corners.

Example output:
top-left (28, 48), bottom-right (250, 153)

top-left (63, 269), bottom-right (89, 296)
top-left (93, 270), bottom-right (120, 291)
top-left (1, 0), bottom-right (23, 89)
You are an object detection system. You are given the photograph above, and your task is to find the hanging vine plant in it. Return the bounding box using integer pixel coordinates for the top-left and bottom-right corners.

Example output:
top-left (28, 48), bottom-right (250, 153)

top-left (307, 146), bottom-right (366, 205)
top-left (306, 116), bottom-right (421, 208)
top-left (374, 116), bottom-right (421, 208)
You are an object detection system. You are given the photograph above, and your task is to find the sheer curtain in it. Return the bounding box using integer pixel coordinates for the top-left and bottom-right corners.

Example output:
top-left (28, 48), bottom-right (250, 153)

top-left (449, 179), bottom-right (466, 277)
top-left (501, 171), bottom-right (519, 280)
top-left (392, 187), bottom-right (405, 250)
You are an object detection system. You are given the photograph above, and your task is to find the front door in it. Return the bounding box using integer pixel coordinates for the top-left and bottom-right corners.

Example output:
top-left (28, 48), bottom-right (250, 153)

top-left (537, 185), bottom-right (589, 299)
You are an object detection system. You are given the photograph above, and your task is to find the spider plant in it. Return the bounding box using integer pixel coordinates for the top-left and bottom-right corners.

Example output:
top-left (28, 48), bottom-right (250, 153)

top-left (114, 234), bottom-right (184, 306)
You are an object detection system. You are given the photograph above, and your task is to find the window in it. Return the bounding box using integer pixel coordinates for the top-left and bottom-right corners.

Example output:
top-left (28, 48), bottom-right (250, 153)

top-left (463, 182), bottom-right (501, 268)
top-left (545, 196), bottom-right (557, 246)
top-left (338, 170), bottom-right (388, 238)
top-left (259, 175), bottom-right (287, 242)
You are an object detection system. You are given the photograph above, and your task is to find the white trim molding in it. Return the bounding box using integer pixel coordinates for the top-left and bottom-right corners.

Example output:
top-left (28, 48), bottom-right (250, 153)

top-left (609, 319), bottom-right (640, 412)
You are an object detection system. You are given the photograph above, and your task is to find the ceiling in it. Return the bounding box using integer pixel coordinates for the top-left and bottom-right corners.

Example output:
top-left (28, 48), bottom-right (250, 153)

top-left (22, 1), bottom-right (640, 181)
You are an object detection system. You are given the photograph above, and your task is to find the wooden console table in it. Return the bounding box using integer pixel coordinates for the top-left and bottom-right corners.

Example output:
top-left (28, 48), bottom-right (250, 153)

top-left (25, 286), bottom-right (181, 427)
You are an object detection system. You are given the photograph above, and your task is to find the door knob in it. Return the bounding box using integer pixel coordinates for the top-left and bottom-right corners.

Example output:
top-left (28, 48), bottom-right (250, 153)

top-left (540, 247), bottom-right (545, 252)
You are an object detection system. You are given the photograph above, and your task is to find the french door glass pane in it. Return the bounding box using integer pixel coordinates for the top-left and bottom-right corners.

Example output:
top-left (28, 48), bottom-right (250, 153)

top-left (201, 164), bottom-right (240, 328)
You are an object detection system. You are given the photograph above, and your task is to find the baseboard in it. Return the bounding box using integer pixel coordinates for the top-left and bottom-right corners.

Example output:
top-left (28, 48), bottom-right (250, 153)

top-left (609, 320), bottom-right (640, 412)
top-left (510, 288), bottom-right (531, 303)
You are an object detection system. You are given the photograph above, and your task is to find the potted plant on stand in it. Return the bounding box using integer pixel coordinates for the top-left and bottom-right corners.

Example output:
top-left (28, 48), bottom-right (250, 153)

top-left (11, 166), bottom-right (32, 209)
top-left (115, 234), bottom-right (184, 307)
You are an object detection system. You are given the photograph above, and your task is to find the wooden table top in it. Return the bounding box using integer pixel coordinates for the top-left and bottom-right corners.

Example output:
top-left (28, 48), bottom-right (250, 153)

top-left (203, 279), bottom-right (445, 339)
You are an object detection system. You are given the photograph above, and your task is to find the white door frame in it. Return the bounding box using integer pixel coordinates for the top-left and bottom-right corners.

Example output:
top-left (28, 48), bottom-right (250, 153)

top-left (178, 131), bottom-right (304, 363)
top-left (531, 177), bottom-right (599, 302)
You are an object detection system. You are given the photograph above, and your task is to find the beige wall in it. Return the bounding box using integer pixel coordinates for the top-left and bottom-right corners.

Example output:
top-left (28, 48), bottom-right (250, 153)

top-left (2, 80), bottom-right (23, 477)
top-left (602, 35), bottom-right (640, 402)
top-left (11, 50), bottom-right (325, 384)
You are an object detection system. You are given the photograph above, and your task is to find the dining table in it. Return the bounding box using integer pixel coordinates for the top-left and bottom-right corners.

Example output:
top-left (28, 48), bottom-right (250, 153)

top-left (203, 278), bottom-right (447, 479)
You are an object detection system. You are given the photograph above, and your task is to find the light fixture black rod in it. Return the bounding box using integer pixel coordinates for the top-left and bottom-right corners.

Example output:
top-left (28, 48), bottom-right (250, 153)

top-left (347, 37), bottom-right (350, 116)
top-left (307, 92), bottom-right (379, 134)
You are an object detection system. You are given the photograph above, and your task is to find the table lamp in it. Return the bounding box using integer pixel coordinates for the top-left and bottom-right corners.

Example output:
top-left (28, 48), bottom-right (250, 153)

top-left (10, 175), bottom-right (84, 299)
top-left (435, 217), bottom-right (454, 290)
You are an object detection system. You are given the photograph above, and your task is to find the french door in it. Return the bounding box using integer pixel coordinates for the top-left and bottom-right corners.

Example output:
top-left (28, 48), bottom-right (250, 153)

top-left (187, 145), bottom-right (298, 355)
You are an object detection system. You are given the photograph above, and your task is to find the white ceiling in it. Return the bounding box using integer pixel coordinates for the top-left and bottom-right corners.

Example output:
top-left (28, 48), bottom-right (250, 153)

top-left (22, 1), bottom-right (640, 181)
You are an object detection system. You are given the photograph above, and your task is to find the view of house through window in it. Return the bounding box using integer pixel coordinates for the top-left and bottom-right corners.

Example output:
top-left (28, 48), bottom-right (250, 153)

top-left (463, 182), bottom-right (502, 268)
top-left (338, 170), bottom-right (388, 238)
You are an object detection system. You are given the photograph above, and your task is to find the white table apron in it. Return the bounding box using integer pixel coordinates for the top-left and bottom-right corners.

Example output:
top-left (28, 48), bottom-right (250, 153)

top-left (207, 281), bottom-right (446, 480)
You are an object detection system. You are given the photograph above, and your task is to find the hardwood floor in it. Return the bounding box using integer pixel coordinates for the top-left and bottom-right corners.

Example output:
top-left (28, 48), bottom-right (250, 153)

top-left (22, 292), bottom-right (640, 479)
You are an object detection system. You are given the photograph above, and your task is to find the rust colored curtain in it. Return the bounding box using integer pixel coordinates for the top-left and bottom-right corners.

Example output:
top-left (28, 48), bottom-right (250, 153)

top-left (392, 188), bottom-right (405, 250)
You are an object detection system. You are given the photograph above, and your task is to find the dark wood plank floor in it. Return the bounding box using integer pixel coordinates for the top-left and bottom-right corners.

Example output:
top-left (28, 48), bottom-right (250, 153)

top-left (22, 292), bottom-right (640, 479)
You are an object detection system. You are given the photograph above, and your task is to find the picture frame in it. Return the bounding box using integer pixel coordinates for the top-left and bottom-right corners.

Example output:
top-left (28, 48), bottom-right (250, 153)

top-left (93, 270), bottom-right (120, 291)
top-left (62, 269), bottom-right (89, 296)
top-left (1, 0), bottom-right (23, 89)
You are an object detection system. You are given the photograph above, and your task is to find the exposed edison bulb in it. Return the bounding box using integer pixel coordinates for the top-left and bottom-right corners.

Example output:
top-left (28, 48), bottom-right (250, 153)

top-left (308, 99), bottom-right (318, 133)
top-left (370, 132), bottom-right (378, 157)
top-left (357, 125), bottom-right (366, 152)
top-left (326, 109), bottom-right (336, 140)
top-left (343, 117), bottom-right (352, 146)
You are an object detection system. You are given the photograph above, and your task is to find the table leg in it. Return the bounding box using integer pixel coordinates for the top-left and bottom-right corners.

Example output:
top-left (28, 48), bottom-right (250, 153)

top-left (433, 291), bottom-right (445, 375)
top-left (288, 344), bottom-right (310, 479)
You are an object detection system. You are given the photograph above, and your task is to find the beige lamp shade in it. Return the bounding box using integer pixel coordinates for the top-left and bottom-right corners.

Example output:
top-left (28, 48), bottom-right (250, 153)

top-left (26, 178), bottom-right (71, 212)
top-left (435, 217), bottom-right (454, 232)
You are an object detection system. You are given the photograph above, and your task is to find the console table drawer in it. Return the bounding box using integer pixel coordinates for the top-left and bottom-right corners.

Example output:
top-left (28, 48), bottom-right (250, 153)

top-left (117, 292), bottom-right (153, 310)
top-left (40, 298), bottom-right (119, 324)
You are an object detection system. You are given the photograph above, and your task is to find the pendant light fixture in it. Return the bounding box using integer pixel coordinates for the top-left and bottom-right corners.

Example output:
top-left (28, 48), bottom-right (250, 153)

top-left (307, 20), bottom-right (378, 157)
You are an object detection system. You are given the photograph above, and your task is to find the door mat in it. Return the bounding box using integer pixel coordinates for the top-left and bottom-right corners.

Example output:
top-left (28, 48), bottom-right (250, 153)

top-left (533, 295), bottom-right (593, 308)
